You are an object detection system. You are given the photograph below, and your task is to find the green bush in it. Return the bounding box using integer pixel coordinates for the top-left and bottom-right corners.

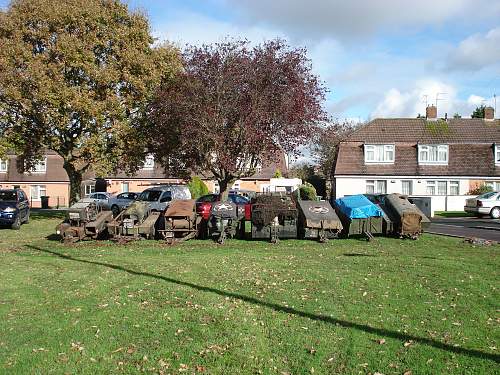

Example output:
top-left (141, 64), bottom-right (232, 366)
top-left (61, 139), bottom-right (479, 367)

top-left (188, 176), bottom-right (209, 199)
top-left (273, 169), bottom-right (282, 178)
top-left (295, 182), bottom-right (317, 201)
top-left (468, 184), bottom-right (493, 196)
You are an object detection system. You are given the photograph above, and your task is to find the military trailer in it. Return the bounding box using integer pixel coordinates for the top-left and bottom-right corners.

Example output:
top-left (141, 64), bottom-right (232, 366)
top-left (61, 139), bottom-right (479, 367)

top-left (159, 199), bottom-right (200, 244)
top-left (250, 193), bottom-right (298, 243)
top-left (208, 201), bottom-right (242, 244)
top-left (107, 201), bottom-right (161, 240)
top-left (56, 199), bottom-right (113, 243)
top-left (366, 193), bottom-right (430, 239)
top-left (334, 195), bottom-right (385, 240)
top-left (297, 200), bottom-right (343, 242)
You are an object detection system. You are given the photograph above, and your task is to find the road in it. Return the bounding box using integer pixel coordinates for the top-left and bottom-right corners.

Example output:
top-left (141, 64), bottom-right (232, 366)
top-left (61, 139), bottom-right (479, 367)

top-left (428, 217), bottom-right (500, 242)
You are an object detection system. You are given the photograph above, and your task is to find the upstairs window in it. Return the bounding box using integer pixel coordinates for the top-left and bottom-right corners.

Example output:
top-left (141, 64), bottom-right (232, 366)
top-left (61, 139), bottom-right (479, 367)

top-left (29, 158), bottom-right (47, 173)
top-left (0, 159), bottom-right (7, 173)
top-left (364, 144), bottom-right (395, 164)
top-left (418, 145), bottom-right (448, 165)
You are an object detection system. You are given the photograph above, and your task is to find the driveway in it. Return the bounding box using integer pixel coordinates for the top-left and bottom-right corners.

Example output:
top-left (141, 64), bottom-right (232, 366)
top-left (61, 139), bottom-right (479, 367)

top-left (428, 216), bottom-right (500, 242)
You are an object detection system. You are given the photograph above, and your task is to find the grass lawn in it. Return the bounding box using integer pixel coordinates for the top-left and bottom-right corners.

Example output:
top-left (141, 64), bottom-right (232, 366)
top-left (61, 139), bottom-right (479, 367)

top-left (434, 211), bottom-right (476, 218)
top-left (0, 213), bottom-right (498, 374)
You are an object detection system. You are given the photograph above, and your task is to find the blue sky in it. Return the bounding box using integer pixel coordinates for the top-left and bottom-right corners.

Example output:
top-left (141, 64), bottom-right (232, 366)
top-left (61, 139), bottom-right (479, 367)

top-left (2, 0), bottom-right (500, 120)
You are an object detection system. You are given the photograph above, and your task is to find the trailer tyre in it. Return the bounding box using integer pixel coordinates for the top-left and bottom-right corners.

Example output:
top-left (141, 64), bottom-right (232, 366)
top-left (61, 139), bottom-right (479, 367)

top-left (111, 205), bottom-right (120, 217)
top-left (490, 207), bottom-right (500, 219)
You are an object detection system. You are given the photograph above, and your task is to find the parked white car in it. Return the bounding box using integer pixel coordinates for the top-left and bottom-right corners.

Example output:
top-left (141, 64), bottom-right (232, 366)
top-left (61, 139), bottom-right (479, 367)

top-left (464, 192), bottom-right (500, 218)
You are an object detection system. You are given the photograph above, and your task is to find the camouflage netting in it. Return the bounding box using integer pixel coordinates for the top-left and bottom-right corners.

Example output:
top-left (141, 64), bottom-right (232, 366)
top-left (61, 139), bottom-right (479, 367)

top-left (251, 194), bottom-right (297, 226)
top-left (124, 201), bottom-right (150, 223)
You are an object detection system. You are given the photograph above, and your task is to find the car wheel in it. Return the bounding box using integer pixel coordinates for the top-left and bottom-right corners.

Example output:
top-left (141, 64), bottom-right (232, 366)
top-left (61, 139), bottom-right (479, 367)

top-left (11, 216), bottom-right (21, 230)
top-left (111, 205), bottom-right (120, 217)
top-left (490, 207), bottom-right (500, 219)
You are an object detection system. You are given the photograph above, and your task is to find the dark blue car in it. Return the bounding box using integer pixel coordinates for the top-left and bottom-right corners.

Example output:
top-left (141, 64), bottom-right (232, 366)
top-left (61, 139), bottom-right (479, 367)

top-left (0, 189), bottom-right (30, 229)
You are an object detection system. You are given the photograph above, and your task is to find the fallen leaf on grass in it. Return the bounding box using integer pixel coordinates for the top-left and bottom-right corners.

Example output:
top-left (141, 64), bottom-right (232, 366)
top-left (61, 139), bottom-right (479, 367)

top-left (403, 340), bottom-right (414, 347)
top-left (374, 338), bottom-right (386, 345)
top-left (403, 371), bottom-right (412, 375)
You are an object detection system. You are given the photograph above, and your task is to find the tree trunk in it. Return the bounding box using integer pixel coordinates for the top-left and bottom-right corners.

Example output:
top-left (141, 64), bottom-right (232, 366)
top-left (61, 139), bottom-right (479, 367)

top-left (63, 162), bottom-right (83, 205)
top-left (218, 177), bottom-right (236, 201)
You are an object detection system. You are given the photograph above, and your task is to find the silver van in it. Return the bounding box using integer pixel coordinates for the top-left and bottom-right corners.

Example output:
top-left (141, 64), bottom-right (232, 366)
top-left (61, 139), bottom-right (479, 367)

top-left (137, 185), bottom-right (191, 211)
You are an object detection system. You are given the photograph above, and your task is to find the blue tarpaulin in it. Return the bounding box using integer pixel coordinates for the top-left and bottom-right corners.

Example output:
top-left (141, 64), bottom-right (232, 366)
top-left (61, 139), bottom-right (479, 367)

top-left (335, 195), bottom-right (384, 219)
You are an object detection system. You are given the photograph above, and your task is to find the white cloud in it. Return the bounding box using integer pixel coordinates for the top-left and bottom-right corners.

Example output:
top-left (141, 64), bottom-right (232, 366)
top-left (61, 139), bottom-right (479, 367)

top-left (153, 11), bottom-right (285, 46)
top-left (371, 80), bottom-right (498, 118)
top-left (445, 27), bottom-right (500, 72)
top-left (371, 80), bottom-right (456, 118)
top-left (227, 0), bottom-right (500, 40)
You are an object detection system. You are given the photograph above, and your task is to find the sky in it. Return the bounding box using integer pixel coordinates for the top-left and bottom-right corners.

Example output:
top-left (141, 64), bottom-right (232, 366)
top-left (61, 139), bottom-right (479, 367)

top-left (2, 0), bottom-right (500, 121)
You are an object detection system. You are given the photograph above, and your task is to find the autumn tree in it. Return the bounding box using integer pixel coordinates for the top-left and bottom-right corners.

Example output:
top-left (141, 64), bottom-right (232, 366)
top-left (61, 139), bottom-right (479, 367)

top-left (0, 0), bottom-right (180, 203)
top-left (471, 105), bottom-right (486, 118)
top-left (148, 39), bottom-right (327, 196)
top-left (311, 120), bottom-right (361, 180)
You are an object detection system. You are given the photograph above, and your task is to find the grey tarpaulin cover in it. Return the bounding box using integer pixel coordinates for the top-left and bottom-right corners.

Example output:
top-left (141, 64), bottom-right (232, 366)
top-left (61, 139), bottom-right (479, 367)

top-left (298, 201), bottom-right (343, 230)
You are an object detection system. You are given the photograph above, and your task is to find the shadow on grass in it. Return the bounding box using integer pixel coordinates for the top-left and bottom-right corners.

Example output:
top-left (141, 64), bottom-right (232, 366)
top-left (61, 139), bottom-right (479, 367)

top-left (26, 245), bottom-right (500, 364)
top-left (342, 253), bottom-right (376, 257)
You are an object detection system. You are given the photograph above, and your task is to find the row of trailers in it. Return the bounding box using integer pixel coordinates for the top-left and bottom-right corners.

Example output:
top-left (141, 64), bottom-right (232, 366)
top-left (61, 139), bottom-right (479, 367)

top-left (56, 192), bottom-right (430, 244)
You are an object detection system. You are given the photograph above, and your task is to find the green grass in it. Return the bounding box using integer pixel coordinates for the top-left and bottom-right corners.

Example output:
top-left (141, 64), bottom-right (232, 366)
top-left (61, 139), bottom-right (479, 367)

top-left (0, 214), bottom-right (499, 374)
top-left (434, 211), bottom-right (476, 218)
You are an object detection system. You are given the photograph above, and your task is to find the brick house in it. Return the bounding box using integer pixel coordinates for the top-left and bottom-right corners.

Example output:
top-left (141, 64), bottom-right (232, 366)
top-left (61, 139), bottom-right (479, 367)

top-left (333, 105), bottom-right (499, 214)
top-left (0, 151), bottom-right (289, 207)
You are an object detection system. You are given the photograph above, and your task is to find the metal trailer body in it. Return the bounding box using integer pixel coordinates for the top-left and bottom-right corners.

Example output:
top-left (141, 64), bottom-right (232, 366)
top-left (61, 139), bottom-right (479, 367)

top-left (208, 201), bottom-right (241, 244)
top-left (56, 200), bottom-right (113, 243)
top-left (297, 200), bottom-right (343, 242)
top-left (382, 193), bottom-right (430, 238)
top-left (250, 193), bottom-right (298, 243)
top-left (365, 193), bottom-right (430, 238)
top-left (159, 199), bottom-right (200, 244)
top-left (334, 195), bottom-right (385, 240)
top-left (107, 201), bottom-right (160, 240)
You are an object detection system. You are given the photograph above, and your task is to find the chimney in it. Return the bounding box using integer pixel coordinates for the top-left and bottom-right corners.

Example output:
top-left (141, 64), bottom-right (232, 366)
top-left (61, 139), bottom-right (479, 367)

top-left (484, 106), bottom-right (494, 121)
top-left (426, 105), bottom-right (437, 120)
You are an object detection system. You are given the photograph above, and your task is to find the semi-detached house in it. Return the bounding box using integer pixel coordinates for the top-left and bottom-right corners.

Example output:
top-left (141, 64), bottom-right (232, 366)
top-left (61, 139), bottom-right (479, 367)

top-left (333, 105), bottom-right (499, 215)
top-left (0, 150), bottom-right (289, 208)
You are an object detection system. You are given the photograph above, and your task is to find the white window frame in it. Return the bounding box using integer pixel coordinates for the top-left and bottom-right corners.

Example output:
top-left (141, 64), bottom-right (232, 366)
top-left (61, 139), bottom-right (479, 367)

top-left (437, 180), bottom-right (447, 196)
top-left (449, 181), bottom-right (459, 196)
top-left (122, 182), bottom-right (129, 193)
top-left (401, 180), bottom-right (413, 196)
top-left (418, 145), bottom-right (448, 165)
top-left (30, 185), bottom-right (46, 201)
top-left (29, 158), bottom-right (47, 173)
top-left (366, 180), bottom-right (387, 194)
top-left (84, 184), bottom-right (95, 197)
top-left (495, 145), bottom-right (500, 165)
top-left (426, 180), bottom-right (436, 195)
top-left (0, 158), bottom-right (7, 173)
top-left (364, 144), bottom-right (395, 164)
top-left (142, 154), bottom-right (155, 170)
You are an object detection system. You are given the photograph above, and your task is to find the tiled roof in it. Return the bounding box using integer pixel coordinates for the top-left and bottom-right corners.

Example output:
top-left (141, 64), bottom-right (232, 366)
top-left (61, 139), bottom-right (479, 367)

top-left (335, 143), bottom-right (500, 177)
top-left (335, 117), bottom-right (500, 177)
top-left (346, 118), bottom-right (500, 143)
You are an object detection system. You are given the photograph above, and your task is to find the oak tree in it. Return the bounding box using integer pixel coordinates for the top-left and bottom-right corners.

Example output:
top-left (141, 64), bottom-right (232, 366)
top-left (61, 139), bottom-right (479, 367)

top-left (149, 39), bottom-right (327, 196)
top-left (0, 0), bottom-right (180, 203)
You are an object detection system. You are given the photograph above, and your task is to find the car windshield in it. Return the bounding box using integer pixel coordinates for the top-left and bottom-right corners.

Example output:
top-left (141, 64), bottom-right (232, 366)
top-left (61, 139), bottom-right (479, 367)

top-left (0, 191), bottom-right (17, 201)
top-left (477, 192), bottom-right (497, 199)
top-left (138, 190), bottom-right (162, 202)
